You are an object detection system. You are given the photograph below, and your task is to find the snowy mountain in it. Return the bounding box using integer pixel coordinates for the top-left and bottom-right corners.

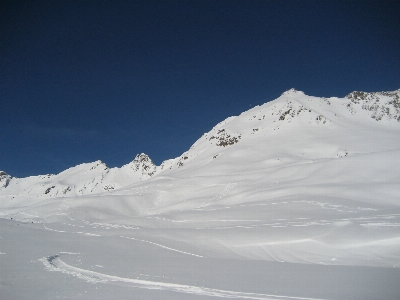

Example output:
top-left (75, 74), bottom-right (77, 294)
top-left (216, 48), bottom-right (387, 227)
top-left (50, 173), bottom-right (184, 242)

top-left (0, 153), bottom-right (157, 199)
top-left (2, 88), bottom-right (399, 202)
top-left (1, 89), bottom-right (400, 300)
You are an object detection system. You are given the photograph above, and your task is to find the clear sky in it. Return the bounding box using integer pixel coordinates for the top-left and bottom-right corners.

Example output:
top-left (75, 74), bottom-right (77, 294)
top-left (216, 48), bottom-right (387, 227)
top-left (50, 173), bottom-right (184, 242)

top-left (1, 0), bottom-right (399, 177)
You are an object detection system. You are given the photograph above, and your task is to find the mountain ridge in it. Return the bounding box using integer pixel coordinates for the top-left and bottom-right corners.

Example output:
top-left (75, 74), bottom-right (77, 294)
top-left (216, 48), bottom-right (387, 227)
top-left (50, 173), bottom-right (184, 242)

top-left (1, 88), bottom-right (399, 201)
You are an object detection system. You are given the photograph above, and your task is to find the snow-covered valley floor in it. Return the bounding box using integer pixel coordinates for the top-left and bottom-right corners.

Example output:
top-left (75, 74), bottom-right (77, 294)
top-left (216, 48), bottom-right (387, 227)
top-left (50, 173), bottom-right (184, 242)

top-left (1, 218), bottom-right (399, 300)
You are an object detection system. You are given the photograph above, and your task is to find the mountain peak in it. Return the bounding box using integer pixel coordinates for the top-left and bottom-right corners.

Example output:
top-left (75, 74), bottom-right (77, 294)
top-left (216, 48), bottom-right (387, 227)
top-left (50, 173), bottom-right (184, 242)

top-left (281, 88), bottom-right (305, 96)
top-left (87, 160), bottom-right (108, 171)
top-left (125, 153), bottom-right (157, 178)
top-left (133, 153), bottom-right (152, 162)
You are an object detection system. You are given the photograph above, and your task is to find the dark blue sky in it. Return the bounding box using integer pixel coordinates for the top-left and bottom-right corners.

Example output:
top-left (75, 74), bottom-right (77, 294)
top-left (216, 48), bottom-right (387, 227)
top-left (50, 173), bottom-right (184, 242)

top-left (1, 0), bottom-right (399, 177)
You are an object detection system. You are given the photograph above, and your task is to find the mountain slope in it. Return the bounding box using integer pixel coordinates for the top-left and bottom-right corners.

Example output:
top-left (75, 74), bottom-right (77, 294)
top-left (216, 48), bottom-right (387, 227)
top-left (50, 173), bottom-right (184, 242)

top-left (1, 88), bottom-right (399, 268)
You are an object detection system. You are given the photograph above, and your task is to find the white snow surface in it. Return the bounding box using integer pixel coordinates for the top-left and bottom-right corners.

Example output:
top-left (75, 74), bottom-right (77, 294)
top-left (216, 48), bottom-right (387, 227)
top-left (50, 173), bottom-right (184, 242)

top-left (1, 89), bottom-right (400, 299)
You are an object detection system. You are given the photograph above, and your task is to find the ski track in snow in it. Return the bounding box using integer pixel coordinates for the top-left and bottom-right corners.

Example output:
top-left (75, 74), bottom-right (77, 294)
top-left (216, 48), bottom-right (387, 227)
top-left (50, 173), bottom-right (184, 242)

top-left (197, 183), bottom-right (238, 208)
top-left (82, 220), bottom-right (140, 230)
top-left (42, 223), bottom-right (67, 233)
top-left (42, 223), bottom-right (100, 236)
top-left (119, 235), bottom-right (204, 258)
top-left (41, 222), bottom-right (204, 258)
top-left (41, 253), bottom-right (325, 300)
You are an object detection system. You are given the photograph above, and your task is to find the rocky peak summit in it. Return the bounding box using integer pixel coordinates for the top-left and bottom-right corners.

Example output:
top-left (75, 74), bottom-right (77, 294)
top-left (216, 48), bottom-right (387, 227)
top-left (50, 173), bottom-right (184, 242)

top-left (280, 88), bottom-right (305, 96)
top-left (124, 153), bottom-right (157, 178)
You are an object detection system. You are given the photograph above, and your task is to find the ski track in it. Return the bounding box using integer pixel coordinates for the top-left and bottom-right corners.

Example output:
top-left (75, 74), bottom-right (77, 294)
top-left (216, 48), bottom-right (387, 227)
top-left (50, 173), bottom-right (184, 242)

top-left (41, 223), bottom-right (204, 258)
top-left (41, 254), bottom-right (325, 300)
top-left (119, 235), bottom-right (204, 258)
top-left (42, 223), bottom-right (67, 233)
top-left (42, 223), bottom-right (100, 236)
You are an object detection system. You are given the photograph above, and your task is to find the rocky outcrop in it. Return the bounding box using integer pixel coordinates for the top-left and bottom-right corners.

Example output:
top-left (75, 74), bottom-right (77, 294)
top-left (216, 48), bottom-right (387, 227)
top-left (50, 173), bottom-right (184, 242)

top-left (0, 171), bottom-right (12, 189)
top-left (346, 89), bottom-right (400, 121)
top-left (126, 153), bottom-right (157, 178)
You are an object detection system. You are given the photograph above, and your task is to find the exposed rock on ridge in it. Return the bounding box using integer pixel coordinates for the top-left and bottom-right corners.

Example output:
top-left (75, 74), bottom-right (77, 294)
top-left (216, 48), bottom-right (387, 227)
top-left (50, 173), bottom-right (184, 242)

top-left (0, 171), bottom-right (12, 189)
top-left (124, 153), bottom-right (157, 178)
top-left (346, 89), bottom-right (400, 121)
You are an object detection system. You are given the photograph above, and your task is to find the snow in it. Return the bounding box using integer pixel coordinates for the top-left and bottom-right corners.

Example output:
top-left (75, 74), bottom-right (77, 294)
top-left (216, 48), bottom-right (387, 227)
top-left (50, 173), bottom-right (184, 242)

top-left (1, 89), bottom-right (400, 299)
